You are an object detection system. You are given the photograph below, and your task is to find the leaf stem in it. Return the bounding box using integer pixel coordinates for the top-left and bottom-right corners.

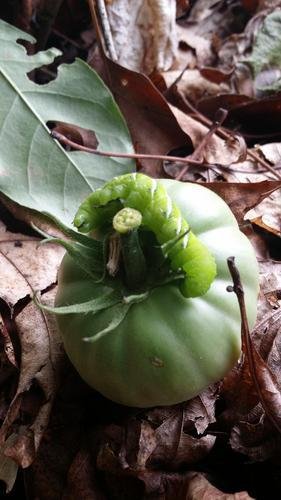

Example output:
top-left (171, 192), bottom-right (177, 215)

top-left (227, 256), bottom-right (281, 434)
top-left (50, 130), bottom-right (209, 167)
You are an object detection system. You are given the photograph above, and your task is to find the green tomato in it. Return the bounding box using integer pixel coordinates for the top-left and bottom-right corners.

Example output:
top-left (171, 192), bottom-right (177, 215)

top-left (55, 180), bottom-right (259, 407)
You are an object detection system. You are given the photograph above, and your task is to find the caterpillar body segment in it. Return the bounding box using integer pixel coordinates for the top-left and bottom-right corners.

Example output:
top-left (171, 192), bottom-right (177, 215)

top-left (74, 173), bottom-right (217, 298)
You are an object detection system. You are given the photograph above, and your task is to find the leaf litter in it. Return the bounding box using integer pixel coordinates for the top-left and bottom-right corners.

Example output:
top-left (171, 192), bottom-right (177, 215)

top-left (1, 1), bottom-right (281, 499)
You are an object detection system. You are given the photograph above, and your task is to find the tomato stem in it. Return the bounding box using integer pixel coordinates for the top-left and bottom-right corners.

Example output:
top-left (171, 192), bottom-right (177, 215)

top-left (121, 229), bottom-right (147, 291)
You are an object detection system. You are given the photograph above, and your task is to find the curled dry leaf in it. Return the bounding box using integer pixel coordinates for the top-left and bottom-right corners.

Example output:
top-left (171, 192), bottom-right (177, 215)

top-left (51, 122), bottom-right (99, 150)
top-left (0, 289), bottom-right (64, 469)
top-left (106, 0), bottom-right (177, 73)
top-left (0, 219), bottom-right (65, 468)
top-left (221, 254), bottom-right (281, 461)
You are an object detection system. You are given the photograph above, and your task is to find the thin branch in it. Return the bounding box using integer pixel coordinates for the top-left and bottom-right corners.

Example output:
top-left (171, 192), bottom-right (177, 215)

top-left (176, 108), bottom-right (228, 180)
top-left (50, 130), bottom-right (281, 177)
top-left (50, 130), bottom-right (212, 167)
top-left (177, 92), bottom-right (281, 181)
top-left (247, 149), bottom-right (281, 180)
top-left (163, 62), bottom-right (190, 94)
top-left (227, 256), bottom-right (281, 434)
top-left (90, 0), bottom-right (117, 61)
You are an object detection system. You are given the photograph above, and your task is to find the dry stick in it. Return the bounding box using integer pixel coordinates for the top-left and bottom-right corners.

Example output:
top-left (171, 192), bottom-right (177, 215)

top-left (50, 131), bottom-right (281, 176)
top-left (94, 0), bottom-right (117, 61)
top-left (175, 108), bottom-right (228, 181)
top-left (248, 149), bottom-right (281, 180)
top-left (87, 0), bottom-right (115, 90)
top-left (163, 62), bottom-right (190, 95)
top-left (178, 92), bottom-right (281, 181)
top-left (50, 130), bottom-right (217, 168)
top-left (88, 0), bottom-right (105, 54)
top-left (227, 256), bottom-right (281, 434)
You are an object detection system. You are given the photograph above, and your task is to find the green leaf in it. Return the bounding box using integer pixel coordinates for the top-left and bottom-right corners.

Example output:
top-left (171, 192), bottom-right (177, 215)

top-left (0, 20), bottom-right (135, 226)
top-left (83, 302), bottom-right (132, 343)
top-left (35, 289), bottom-right (123, 315)
top-left (245, 11), bottom-right (281, 76)
top-left (42, 237), bottom-right (105, 281)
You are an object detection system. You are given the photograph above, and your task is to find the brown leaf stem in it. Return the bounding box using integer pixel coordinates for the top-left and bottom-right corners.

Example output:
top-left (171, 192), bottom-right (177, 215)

top-left (50, 130), bottom-right (210, 167)
top-left (227, 256), bottom-right (281, 434)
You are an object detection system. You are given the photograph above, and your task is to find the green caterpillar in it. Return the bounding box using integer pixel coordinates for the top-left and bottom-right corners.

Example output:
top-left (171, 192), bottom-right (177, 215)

top-left (74, 173), bottom-right (217, 298)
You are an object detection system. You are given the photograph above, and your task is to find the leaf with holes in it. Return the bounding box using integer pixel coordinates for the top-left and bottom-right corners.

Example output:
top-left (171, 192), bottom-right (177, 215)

top-left (0, 20), bottom-right (134, 226)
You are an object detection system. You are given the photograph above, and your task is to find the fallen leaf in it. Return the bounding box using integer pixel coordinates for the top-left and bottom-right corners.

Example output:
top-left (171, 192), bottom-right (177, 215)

top-left (230, 408), bottom-right (281, 462)
top-left (0, 217), bottom-right (65, 468)
top-left (106, 0), bottom-right (177, 73)
top-left (0, 220), bottom-right (64, 307)
top-left (200, 66), bottom-right (235, 84)
top-left (199, 94), bottom-right (281, 140)
top-left (0, 434), bottom-right (18, 494)
top-left (185, 472), bottom-right (254, 500)
top-left (63, 448), bottom-right (106, 500)
top-left (163, 69), bottom-right (229, 105)
top-left (0, 289), bottom-right (64, 468)
top-left (89, 55), bottom-right (193, 176)
top-left (206, 180), bottom-right (281, 224)
top-left (197, 94), bottom-right (252, 120)
top-left (170, 105), bottom-right (247, 167)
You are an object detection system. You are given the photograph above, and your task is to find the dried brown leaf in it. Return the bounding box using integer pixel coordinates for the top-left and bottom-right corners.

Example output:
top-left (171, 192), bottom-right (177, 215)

top-left (164, 69), bottom-right (229, 106)
top-left (25, 371), bottom-right (94, 500)
top-left (206, 181), bottom-right (281, 224)
top-left (230, 407), bottom-right (281, 462)
top-left (170, 105), bottom-right (247, 167)
top-left (200, 66), bottom-right (235, 84)
top-left (0, 289), bottom-right (64, 468)
top-left (185, 472), bottom-right (254, 500)
top-left (0, 434), bottom-right (18, 494)
top-left (149, 412), bottom-right (215, 469)
top-left (89, 55), bottom-right (192, 177)
top-left (63, 449), bottom-right (106, 500)
top-left (0, 215), bottom-right (65, 469)
top-left (52, 122), bottom-right (99, 149)
top-left (0, 220), bottom-right (64, 307)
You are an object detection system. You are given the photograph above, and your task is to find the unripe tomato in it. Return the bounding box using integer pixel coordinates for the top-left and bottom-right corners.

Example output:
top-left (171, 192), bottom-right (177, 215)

top-left (55, 180), bottom-right (259, 407)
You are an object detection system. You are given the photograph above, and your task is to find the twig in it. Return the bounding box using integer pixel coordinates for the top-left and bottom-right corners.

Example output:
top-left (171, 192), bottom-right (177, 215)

top-left (177, 92), bottom-right (281, 181)
top-left (92, 0), bottom-right (117, 61)
top-left (163, 62), bottom-right (190, 94)
top-left (50, 130), bottom-right (214, 168)
top-left (176, 108), bottom-right (228, 180)
top-left (247, 149), bottom-right (281, 180)
top-left (227, 256), bottom-right (281, 434)
top-left (51, 130), bottom-right (281, 177)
